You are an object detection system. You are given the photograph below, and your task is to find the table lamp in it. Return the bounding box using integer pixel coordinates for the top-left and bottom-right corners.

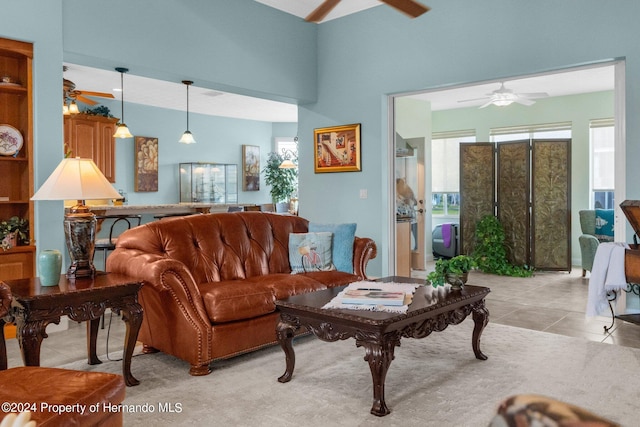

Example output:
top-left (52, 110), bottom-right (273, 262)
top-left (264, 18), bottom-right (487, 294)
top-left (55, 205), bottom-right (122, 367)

top-left (31, 157), bottom-right (122, 279)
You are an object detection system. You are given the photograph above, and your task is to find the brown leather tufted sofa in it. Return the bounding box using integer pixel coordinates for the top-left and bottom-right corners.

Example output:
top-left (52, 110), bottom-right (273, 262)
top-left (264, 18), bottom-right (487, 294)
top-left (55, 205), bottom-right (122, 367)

top-left (107, 211), bottom-right (377, 376)
top-left (0, 283), bottom-right (126, 426)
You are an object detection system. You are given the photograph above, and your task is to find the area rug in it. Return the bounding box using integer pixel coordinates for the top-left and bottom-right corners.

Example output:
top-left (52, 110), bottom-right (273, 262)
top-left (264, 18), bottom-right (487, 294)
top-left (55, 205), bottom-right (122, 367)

top-left (59, 321), bottom-right (639, 426)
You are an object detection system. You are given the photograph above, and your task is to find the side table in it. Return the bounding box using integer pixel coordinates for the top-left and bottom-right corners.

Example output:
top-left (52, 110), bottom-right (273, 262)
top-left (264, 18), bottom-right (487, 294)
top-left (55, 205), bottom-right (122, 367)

top-left (0, 272), bottom-right (143, 386)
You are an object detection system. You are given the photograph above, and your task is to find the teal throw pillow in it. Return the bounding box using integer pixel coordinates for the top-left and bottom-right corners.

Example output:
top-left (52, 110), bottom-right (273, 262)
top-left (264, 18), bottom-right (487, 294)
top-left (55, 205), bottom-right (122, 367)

top-left (309, 222), bottom-right (356, 273)
top-left (595, 209), bottom-right (614, 242)
top-left (288, 232), bottom-right (335, 274)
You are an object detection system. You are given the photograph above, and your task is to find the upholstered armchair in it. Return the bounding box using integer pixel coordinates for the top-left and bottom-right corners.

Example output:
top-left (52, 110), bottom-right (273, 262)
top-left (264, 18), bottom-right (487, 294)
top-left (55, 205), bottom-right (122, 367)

top-left (579, 209), bottom-right (615, 277)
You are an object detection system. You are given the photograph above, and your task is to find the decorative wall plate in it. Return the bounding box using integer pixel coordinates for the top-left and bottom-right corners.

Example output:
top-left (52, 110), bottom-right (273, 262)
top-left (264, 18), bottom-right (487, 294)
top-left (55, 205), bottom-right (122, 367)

top-left (0, 124), bottom-right (23, 156)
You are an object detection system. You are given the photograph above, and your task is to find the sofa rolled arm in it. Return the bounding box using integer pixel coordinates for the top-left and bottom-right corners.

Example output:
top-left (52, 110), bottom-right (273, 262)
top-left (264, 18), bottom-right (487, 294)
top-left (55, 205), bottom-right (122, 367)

top-left (353, 237), bottom-right (377, 280)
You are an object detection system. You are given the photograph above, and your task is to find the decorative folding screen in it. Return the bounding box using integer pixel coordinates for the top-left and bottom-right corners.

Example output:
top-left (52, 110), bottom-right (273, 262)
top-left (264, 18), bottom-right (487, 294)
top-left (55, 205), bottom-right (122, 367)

top-left (460, 143), bottom-right (495, 256)
top-left (460, 139), bottom-right (571, 271)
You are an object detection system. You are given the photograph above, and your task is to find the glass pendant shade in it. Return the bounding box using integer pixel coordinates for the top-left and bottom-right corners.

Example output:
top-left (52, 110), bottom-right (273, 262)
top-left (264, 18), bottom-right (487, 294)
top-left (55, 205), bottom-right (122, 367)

top-left (114, 123), bottom-right (133, 139)
top-left (179, 130), bottom-right (196, 144)
top-left (68, 101), bottom-right (80, 114)
top-left (179, 80), bottom-right (196, 144)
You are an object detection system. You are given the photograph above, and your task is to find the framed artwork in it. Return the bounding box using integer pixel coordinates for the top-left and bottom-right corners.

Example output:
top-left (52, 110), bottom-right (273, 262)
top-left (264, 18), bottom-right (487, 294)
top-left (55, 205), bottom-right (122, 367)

top-left (242, 144), bottom-right (260, 191)
top-left (134, 136), bottom-right (159, 192)
top-left (313, 123), bottom-right (361, 173)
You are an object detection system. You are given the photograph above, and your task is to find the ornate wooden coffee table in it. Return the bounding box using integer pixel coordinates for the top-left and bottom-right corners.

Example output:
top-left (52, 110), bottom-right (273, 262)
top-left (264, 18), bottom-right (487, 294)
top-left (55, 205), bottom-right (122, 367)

top-left (275, 276), bottom-right (490, 416)
top-left (0, 272), bottom-right (143, 386)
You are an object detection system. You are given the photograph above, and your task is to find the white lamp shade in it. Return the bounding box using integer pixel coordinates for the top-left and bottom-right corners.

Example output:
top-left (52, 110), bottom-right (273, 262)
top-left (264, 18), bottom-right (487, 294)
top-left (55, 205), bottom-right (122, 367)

top-left (179, 130), bottom-right (196, 144)
top-left (279, 159), bottom-right (297, 169)
top-left (31, 157), bottom-right (122, 201)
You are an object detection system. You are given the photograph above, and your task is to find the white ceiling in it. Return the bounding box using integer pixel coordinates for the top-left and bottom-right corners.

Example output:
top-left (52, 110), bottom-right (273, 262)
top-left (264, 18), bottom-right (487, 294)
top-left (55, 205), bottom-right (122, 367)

top-left (63, 1), bottom-right (615, 122)
top-left (409, 65), bottom-right (615, 111)
top-left (255, 0), bottom-right (381, 22)
top-left (63, 63), bottom-right (298, 123)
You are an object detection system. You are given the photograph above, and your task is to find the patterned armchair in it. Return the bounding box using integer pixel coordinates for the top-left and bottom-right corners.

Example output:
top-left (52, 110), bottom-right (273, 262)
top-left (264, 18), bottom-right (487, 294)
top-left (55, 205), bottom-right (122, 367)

top-left (579, 209), bottom-right (615, 277)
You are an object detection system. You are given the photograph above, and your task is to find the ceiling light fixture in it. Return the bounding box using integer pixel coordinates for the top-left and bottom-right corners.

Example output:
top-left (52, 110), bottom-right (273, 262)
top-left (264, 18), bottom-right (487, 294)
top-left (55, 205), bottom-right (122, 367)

top-left (113, 67), bottom-right (133, 139)
top-left (68, 100), bottom-right (80, 114)
top-left (179, 80), bottom-right (196, 144)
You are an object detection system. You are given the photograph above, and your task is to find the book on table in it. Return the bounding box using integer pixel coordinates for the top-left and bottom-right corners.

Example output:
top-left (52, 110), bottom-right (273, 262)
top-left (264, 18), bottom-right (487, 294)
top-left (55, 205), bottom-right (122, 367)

top-left (340, 288), bottom-right (406, 306)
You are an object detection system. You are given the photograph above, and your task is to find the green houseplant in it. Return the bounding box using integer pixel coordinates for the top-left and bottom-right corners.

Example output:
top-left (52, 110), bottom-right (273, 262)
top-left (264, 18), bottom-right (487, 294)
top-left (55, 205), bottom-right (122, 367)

top-left (472, 215), bottom-right (533, 277)
top-left (0, 216), bottom-right (29, 250)
top-left (262, 151), bottom-right (298, 206)
top-left (426, 254), bottom-right (476, 288)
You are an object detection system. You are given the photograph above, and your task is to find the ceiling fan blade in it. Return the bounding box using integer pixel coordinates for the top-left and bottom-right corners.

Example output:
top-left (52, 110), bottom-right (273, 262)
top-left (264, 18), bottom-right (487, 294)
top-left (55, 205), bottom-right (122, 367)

top-left (75, 94), bottom-right (98, 105)
top-left (513, 97), bottom-right (536, 106)
top-left (479, 99), bottom-right (495, 109)
top-left (458, 96), bottom-right (490, 103)
top-left (306, 0), bottom-right (341, 22)
top-left (77, 90), bottom-right (115, 99)
top-left (380, 0), bottom-right (430, 18)
top-left (517, 92), bottom-right (549, 99)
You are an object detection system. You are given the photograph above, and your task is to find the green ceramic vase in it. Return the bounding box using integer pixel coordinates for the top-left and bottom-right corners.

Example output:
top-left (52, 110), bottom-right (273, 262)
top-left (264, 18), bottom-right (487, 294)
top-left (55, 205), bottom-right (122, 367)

top-left (38, 249), bottom-right (62, 287)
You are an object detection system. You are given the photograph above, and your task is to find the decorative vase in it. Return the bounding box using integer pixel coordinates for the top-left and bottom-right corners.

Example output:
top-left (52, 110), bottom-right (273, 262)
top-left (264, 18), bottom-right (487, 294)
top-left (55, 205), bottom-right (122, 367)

top-left (445, 272), bottom-right (468, 290)
top-left (38, 249), bottom-right (62, 287)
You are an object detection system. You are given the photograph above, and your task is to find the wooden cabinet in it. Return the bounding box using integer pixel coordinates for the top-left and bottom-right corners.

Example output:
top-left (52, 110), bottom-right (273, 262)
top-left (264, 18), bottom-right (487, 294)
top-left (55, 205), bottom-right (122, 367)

top-left (64, 114), bottom-right (118, 182)
top-left (0, 37), bottom-right (35, 280)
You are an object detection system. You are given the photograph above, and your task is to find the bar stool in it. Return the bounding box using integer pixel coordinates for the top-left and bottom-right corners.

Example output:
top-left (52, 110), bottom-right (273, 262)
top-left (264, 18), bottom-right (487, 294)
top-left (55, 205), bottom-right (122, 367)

top-left (94, 215), bottom-right (143, 270)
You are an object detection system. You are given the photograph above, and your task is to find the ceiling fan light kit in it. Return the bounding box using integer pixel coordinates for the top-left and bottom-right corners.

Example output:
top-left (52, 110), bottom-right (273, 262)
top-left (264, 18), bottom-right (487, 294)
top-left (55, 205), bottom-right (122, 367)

top-left (113, 67), bottom-right (133, 139)
top-left (62, 65), bottom-right (114, 116)
top-left (459, 82), bottom-right (549, 109)
top-left (179, 80), bottom-right (196, 144)
top-left (305, 0), bottom-right (430, 23)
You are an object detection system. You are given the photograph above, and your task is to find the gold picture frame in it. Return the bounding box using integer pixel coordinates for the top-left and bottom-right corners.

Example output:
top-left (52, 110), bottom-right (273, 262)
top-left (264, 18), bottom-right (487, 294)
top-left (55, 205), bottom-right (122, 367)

top-left (242, 144), bottom-right (260, 191)
top-left (134, 136), bottom-right (158, 192)
top-left (313, 123), bottom-right (361, 173)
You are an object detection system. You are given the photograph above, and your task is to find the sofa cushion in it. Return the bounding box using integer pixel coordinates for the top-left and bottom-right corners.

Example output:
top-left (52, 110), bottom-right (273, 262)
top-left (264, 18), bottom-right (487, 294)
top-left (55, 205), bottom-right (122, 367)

top-left (309, 222), bottom-right (356, 273)
top-left (200, 274), bottom-right (329, 323)
top-left (288, 232), bottom-right (335, 274)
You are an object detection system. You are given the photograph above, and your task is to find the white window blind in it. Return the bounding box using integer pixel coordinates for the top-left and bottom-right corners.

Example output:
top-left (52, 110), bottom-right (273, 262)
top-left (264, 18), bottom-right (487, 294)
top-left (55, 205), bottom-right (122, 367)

top-left (590, 119), bottom-right (614, 190)
top-left (431, 130), bottom-right (475, 193)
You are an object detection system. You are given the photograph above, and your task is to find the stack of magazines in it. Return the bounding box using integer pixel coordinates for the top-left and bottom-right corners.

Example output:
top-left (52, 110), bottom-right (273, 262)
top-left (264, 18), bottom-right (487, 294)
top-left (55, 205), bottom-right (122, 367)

top-left (322, 281), bottom-right (419, 313)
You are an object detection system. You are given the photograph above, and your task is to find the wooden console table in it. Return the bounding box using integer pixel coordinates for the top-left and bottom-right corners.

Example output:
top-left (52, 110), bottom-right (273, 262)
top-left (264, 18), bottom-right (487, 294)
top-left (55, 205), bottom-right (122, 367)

top-left (0, 273), bottom-right (143, 386)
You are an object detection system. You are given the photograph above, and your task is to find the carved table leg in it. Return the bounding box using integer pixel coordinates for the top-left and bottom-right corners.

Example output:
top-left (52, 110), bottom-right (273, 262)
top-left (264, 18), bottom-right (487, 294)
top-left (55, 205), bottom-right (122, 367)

top-left (87, 318), bottom-right (102, 365)
top-left (472, 300), bottom-right (489, 361)
top-left (16, 317), bottom-right (57, 366)
top-left (0, 318), bottom-right (6, 370)
top-left (119, 302), bottom-right (143, 386)
top-left (358, 336), bottom-right (399, 417)
top-left (276, 315), bottom-right (299, 383)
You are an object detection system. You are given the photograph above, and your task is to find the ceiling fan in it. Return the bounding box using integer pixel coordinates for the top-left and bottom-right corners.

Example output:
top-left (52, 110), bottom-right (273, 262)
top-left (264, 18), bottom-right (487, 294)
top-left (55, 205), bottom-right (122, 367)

top-left (459, 82), bottom-right (549, 108)
top-left (63, 66), bottom-right (114, 108)
top-left (305, 0), bottom-right (430, 23)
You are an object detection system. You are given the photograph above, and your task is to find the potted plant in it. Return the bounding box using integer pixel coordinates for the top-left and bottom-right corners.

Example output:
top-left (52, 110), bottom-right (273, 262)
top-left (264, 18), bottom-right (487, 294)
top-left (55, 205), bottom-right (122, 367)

top-left (262, 151), bottom-right (298, 209)
top-left (0, 216), bottom-right (29, 251)
top-left (426, 254), bottom-right (476, 289)
top-left (472, 215), bottom-right (533, 277)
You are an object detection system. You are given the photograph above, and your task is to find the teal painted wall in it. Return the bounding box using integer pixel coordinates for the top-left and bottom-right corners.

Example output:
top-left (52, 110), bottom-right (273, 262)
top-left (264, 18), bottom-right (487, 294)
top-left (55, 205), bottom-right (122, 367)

top-left (431, 90), bottom-right (614, 266)
top-left (2, 0), bottom-right (639, 279)
top-left (300, 0), bottom-right (640, 276)
top-left (1, 1), bottom-right (67, 259)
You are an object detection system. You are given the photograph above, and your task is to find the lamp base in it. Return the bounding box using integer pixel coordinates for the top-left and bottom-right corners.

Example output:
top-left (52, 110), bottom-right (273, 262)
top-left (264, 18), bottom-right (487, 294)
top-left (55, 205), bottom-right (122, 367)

top-left (63, 210), bottom-right (96, 279)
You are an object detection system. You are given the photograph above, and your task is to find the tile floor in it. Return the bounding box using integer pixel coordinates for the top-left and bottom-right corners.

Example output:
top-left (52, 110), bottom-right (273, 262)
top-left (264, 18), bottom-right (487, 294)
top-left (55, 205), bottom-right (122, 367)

top-left (413, 265), bottom-right (640, 349)
top-left (4, 266), bottom-right (640, 371)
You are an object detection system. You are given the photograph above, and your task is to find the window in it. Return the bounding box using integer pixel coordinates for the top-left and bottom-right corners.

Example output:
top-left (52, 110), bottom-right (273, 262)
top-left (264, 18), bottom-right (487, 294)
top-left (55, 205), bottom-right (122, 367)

top-left (590, 119), bottom-right (614, 209)
top-left (490, 122), bottom-right (572, 143)
top-left (431, 131), bottom-right (475, 216)
top-left (275, 137), bottom-right (298, 162)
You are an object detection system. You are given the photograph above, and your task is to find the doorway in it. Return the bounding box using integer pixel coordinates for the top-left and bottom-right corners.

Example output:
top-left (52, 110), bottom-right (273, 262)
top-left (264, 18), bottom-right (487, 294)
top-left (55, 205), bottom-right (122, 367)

top-left (390, 61), bottom-right (623, 276)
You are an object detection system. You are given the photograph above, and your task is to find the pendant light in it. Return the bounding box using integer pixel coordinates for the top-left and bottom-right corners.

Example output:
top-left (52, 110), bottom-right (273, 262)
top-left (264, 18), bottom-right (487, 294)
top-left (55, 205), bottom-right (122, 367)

top-left (179, 80), bottom-right (196, 144)
top-left (113, 67), bottom-right (133, 138)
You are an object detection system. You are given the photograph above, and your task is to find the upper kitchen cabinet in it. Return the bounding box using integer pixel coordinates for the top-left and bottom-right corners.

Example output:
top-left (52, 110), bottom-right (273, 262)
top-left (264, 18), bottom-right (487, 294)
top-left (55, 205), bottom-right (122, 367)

top-left (64, 114), bottom-right (118, 182)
